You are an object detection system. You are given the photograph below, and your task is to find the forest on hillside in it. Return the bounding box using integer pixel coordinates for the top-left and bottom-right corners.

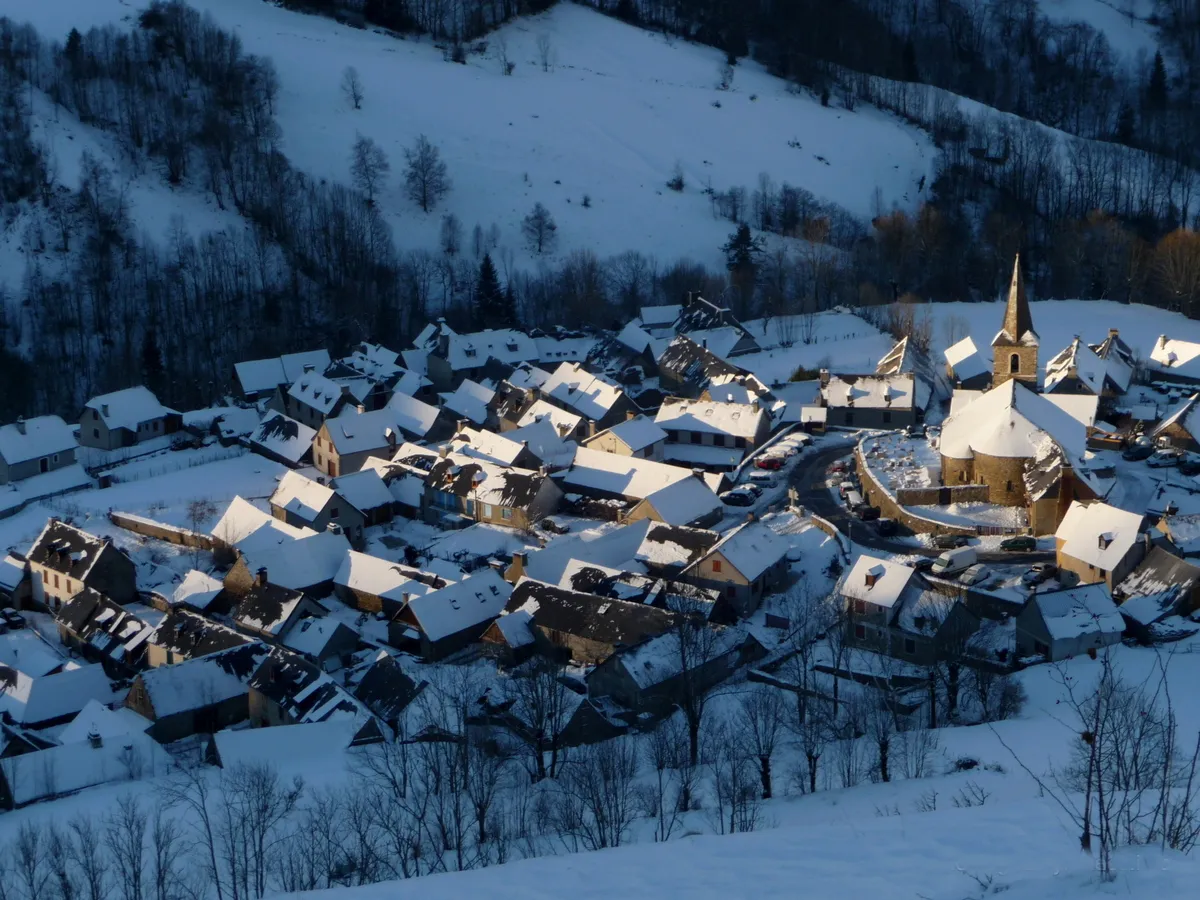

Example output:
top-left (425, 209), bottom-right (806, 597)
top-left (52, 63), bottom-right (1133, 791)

top-left (2, 0), bottom-right (1200, 419)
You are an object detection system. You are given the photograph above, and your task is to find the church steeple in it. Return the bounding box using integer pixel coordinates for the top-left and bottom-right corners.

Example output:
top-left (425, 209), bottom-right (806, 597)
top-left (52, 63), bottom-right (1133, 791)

top-left (991, 254), bottom-right (1039, 387)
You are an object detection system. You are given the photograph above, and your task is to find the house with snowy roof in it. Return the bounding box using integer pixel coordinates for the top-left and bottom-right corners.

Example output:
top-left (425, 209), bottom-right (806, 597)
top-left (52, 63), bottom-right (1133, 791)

top-left (439, 378), bottom-right (500, 429)
top-left (510, 397), bottom-right (587, 440)
top-left (27, 519), bottom-right (137, 609)
top-left (229, 570), bottom-right (331, 640)
top-left (1113, 546), bottom-right (1200, 641)
top-left (558, 558), bottom-right (726, 619)
top-left (501, 577), bottom-right (680, 665)
top-left (349, 652), bottom-right (427, 733)
top-left (247, 411), bottom-right (317, 468)
top-left (1044, 335), bottom-right (1131, 400)
top-left (0, 415), bottom-right (77, 485)
top-left (79, 386), bottom-right (181, 450)
top-left (819, 370), bottom-right (922, 429)
top-left (673, 294), bottom-right (759, 356)
top-left (223, 529), bottom-right (351, 597)
top-left (1150, 392), bottom-right (1200, 451)
top-left (1015, 584), bottom-right (1124, 662)
top-left (418, 320), bottom-right (541, 390)
top-left (1149, 334), bottom-right (1200, 384)
top-left (270, 370), bottom-right (360, 430)
top-left (210, 495), bottom-right (316, 561)
top-left (1055, 500), bottom-right (1147, 592)
top-left (282, 616), bottom-right (358, 671)
top-left (388, 569), bottom-right (513, 660)
top-left (422, 453), bottom-right (563, 531)
top-left (583, 415), bottom-right (668, 461)
top-left (269, 470), bottom-right (367, 543)
top-left (332, 467), bottom-right (394, 526)
top-left (537, 362), bottom-right (635, 432)
top-left (126, 642), bottom-right (270, 742)
top-left (233, 349), bottom-right (331, 401)
top-left (679, 518), bottom-right (789, 616)
top-left (55, 588), bottom-right (154, 677)
top-left (333, 550), bottom-right (448, 615)
top-left (312, 391), bottom-right (448, 478)
top-left (0, 661), bottom-right (119, 730)
top-left (657, 334), bottom-right (747, 397)
top-left (943, 336), bottom-right (990, 390)
top-left (449, 424), bottom-right (541, 469)
top-left (842, 555), bottom-right (920, 643)
top-left (145, 607), bottom-right (255, 667)
top-left (655, 397), bottom-right (770, 471)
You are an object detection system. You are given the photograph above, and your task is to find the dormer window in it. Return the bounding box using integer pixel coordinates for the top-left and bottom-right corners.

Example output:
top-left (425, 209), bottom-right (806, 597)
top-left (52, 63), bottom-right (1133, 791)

top-left (1098, 532), bottom-right (1113, 550)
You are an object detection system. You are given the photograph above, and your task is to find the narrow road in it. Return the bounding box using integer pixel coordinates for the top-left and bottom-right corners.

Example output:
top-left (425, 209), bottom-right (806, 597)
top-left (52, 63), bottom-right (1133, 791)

top-left (789, 444), bottom-right (1054, 563)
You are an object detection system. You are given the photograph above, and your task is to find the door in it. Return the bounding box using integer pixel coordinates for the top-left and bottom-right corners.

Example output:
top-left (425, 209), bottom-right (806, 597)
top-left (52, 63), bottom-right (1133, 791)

top-left (39, 458), bottom-right (48, 473)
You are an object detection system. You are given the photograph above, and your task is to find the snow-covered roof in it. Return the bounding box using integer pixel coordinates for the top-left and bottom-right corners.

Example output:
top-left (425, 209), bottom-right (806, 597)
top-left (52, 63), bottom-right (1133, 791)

top-left (517, 399), bottom-right (584, 436)
top-left (634, 522), bottom-right (720, 570)
top-left (211, 720), bottom-right (359, 772)
top-left (332, 467), bottom-right (393, 513)
top-left (27, 519), bottom-right (110, 581)
top-left (506, 578), bottom-right (677, 651)
top-left (940, 379), bottom-right (1089, 461)
top-left (640, 304), bottom-right (682, 328)
top-left (821, 373), bottom-right (917, 410)
top-left (655, 397), bottom-right (765, 439)
top-left (704, 520), bottom-right (789, 582)
top-left (0, 662), bottom-right (118, 727)
top-left (84, 386), bottom-right (177, 432)
top-left (334, 550), bottom-right (447, 602)
top-left (0, 416), bottom-right (76, 465)
top-left (236, 530), bottom-right (351, 592)
top-left (841, 555), bottom-right (916, 610)
top-left (590, 415), bottom-right (668, 452)
top-left (611, 625), bottom-right (747, 690)
top-left (140, 644), bottom-right (267, 717)
top-left (439, 379), bottom-right (496, 426)
top-left (0, 630), bottom-right (61, 678)
top-left (507, 418), bottom-right (577, 467)
top-left (685, 326), bottom-right (745, 359)
top-left (541, 362), bottom-right (626, 421)
top-left (385, 391), bottom-right (442, 440)
top-left (506, 362), bottom-right (553, 392)
top-left (492, 608), bottom-right (536, 647)
top-left (536, 334), bottom-right (596, 364)
top-left (450, 426), bottom-right (529, 467)
top-left (211, 496), bottom-right (315, 553)
top-left (249, 412), bottom-right (317, 464)
top-left (444, 329), bottom-right (539, 371)
top-left (663, 444), bottom-right (743, 468)
top-left (427, 453), bottom-right (554, 510)
top-left (326, 402), bottom-right (429, 455)
top-left (641, 477), bottom-right (724, 526)
top-left (1150, 335), bottom-right (1200, 378)
top-left (556, 446), bottom-right (707, 502)
top-left (235, 350), bottom-right (331, 395)
top-left (1152, 393), bottom-right (1200, 442)
top-left (283, 616), bottom-right (352, 658)
top-left (1044, 338), bottom-right (1106, 394)
top-left (616, 320), bottom-right (653, 354)
top-left (1116, 547), bottom-right (1200, 627)
top-left (0, 553), bottom-right (26, 592)
top-left (287, 372), bottom-right (348, 415)
top-left (167, 570), bottom-right (226, 611)
top-left (59, 699), bottom-right (151, 744)
top-left (403, 569), bottom-right (512, 643)
top-left (1056, 500), bottom-right (1144, 571)
top-left (271, 470), bottom-right (335, 522)
top-left (1033, 585), bottom-right (1124, 642)
top-left (0, 731), bottom-right (170, 807)
top-left (520, 520), bottom-right (655, 585)
top-left (944, 336), bottom-right (989, 381)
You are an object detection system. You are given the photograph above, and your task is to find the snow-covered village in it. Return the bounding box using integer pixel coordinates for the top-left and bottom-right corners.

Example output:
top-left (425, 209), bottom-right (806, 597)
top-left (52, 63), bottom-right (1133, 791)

top-left (6, 0), bottom-right (1200, 898)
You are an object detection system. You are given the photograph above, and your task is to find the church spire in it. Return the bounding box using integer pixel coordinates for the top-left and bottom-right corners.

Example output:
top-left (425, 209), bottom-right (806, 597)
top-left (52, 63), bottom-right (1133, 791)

top-left (996, 254), bottom-right (1037, 346)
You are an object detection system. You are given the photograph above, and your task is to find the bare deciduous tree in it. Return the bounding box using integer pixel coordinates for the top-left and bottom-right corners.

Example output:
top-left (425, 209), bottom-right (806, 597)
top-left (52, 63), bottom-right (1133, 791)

top-left (350, 134), bottom-right (390, 205)
top-left (737, 685), bottom-right (787, 798)
top-left (440, 213), bottom-right (463, 257)
top-left (535, 34), bottom-right (553, 72)
top-left (554, 737), bottom-right (640, 852)
top-left (403, 135), bottom-right (450, 213)
top-left (341, 66), bottom-right (364, 110)
top-left (521, 202), bottom-right (558, 255)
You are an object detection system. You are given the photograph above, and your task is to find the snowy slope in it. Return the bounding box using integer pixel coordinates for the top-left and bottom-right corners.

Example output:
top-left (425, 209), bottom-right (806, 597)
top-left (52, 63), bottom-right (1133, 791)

top-left (1035, 0), bottom-right (1159, 61)
top-left (11, 0), bottom-right (935, 269)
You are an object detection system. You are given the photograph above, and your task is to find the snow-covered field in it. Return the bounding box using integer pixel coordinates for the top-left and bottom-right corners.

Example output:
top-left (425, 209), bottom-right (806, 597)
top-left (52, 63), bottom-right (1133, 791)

top-left (8, 0), bottom-right (934, 271)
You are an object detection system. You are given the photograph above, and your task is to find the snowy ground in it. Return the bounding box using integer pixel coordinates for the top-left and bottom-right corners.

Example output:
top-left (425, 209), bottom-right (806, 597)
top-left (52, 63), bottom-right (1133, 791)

top-left (8, 0), bottom-right (934, 274)
top-left (1035, 0), bottom-right (1160, 61)
top-left (738, 311), bottom-right (894, 385)
top-left (912, 501), bottom-right (1029, 530)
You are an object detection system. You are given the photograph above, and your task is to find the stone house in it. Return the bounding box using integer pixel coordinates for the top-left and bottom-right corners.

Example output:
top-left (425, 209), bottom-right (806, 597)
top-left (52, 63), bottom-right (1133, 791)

top-left (1055, 500), bottom-right (1147, 591)
top-left (416, 320), bottom-right (540, 391)
top-left (270, 370), bottom-right (360, 430)
top-left (144, 608), bottom-right (256, 667)
top-left (509, 398), bottom-right (587, 440)
top-left (1150, 393), bottom-right (1200, 452)
top-left (841, 555), bottom-right (920, 651)
top-left (223, 530), bottom-right (351, 598)
top-left (247, 412), bottom-right (317, 469)
top-left (657, 334), bottom-right (748, 397)
top-left (582, 415), bottom-right (668, 461)
top-left (439, 379), bottom-right (501, 429)
top-left (269, 470), bottom-right (367, 544)
top-left (234, 349), bottom-right (331, 402)
top-left (0, 664), bottom-right (117, 730)
top-left (333, 550), bottom-right (448, 615)
top-left (680, 518), bottom-right (789, 617)
top-left (448, 425), bottom-right (543, 469)
top-left (422, 454), bottom-right (563, 531)
top-left (537, 362), bottom-right (635, 433)
top-left (312, 392), bottom-right (445, 477)
top-left (388, 569), bottom-right (513, 660)
top-left (1044, 338), bottom-right (1117, 398)
top-left (0, 553), bottom-right (30, 607)
top-left (501, 578), bottom-right (679, 665)
top-left (79, 386), bottom-right (182, 450)
top-left (1114, 547), bottom-right (1200, 640)
top-left (1149, 335), bottom-right (1200, 384)
top-left (281, 617), bottom-right (359, 671)
top-left (0, 416), bottom-right (77, 485)
top-left (944, 336), bottom-right (990, 390)
top-left (27, 519), bottom-right (138, 609)
top-left (990, 255), bottom-right (1039, 389)
top-left (247, 648), bottom-right (386, 743)
top-left (124, 642), bottom-right (270, 743)
top-left (230, 575), bottom-right (329, 643)
top-left (655, 397), bottom-right (771, 471)
top-left (331, 468), bottom-right (395, 526)
top-left (1014, 584), bottom-right (1124, 662)
top-left (54, 588), bottom-right (153, 677)
top-left (819, 371), bottom-right (921, 430)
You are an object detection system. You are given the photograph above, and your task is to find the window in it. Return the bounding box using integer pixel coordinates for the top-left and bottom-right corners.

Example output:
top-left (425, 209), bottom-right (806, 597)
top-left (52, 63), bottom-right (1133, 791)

top-left (93, 428), bottom-right (99, 439)
top-left (330, 507), bottom-right (339, 519)
top-left (482, 503), bottom-right (493, 517)
top-left (1006, 480), bottom-right (1013, 491)
top-left (154, 420), bottom-right (160, 432)
top-left (712, 560), bottom-right (723, 574)
top-left (501, 508), bottom-right (513, 520)
top-left (40, 458), bottom-right (48, 473)
top-left (854, 624), bottom-right (866, 639)
top-left (466, 499), bottom-right (475, 515)
top-left (53, 574), bottom-right (60, 588)
top-left (1010, 353), bottom-right (1020, 373)
top-left (904, 638), bottom-right (916, 655)
top-left (52, 454), bottom-right (59, 463)
top-left (959, 470), bottom-right (966, 483)
top-left (316, 453), bottom-right (323, 466)
top-left (854, 599), bottom-right (866, 615)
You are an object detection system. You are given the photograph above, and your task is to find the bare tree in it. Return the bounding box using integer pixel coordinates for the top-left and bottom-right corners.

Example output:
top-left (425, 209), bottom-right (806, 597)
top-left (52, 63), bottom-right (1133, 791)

top-left (159, 764), bottom-right (225, 900)
top-left (707, 718), bottom-right (765, 834)
top-left (737, 685), bottom-right (787, 798)
top-left (12, 823), bottom-right (50, 900)
top-left (521, 202), bottom-right (558, 255)
top-left (219, 763), bottom-right (304, 898)
top-left (68, 816), bottom-right (110, 900)
top-left (535, 34), bottom-right (553, 72)
top-left (503, 658), bottom-right (575, 781)
top-left (105, 794), bottom-right (147, 900)
top-left (494, 35), bottom-right (514, 75)
top-left (440, 213), bottom-right (463, 257)
top-left (403, 135), bottom-right (450, 213)
top-left (350, 134), bottom-right (390, 206)
top-left (553, 737), bottom-right (640, 852)
top-left (641, 716), bottom-right (693, 841)
top-left (341, 66), bottom-right (364, 110)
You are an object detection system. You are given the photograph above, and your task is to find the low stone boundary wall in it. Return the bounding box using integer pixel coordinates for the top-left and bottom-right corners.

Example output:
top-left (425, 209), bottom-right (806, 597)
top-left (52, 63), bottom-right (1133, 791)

top-left (895, 484), bottom-right (990, 506)
top-left (109, 511), bottom-right (215, 550)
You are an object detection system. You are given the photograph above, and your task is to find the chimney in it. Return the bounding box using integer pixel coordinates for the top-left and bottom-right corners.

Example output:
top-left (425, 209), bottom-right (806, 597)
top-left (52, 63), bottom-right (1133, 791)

top-left (626, 409), bottom-right (637, 421)
top-left (819, 369), bottom-right (830, 387)
top-left (1109, 328), bottom-right (1119, 339)
top-left (87, 728), bottom-right (102, 750)
top-left (538, 465), bottom-right (547, 477)
top-left (402, 592), bottom-right (412, 606)
top-left (457, 418), bottom-right (470, 433)
top-left (356, 403), bottom-right (366, 414)
top-left (588, 419), bottom-right (597, 438)
top-left (385, 427), bottom-right (397, 449)
top-left (751, 399), bottom-right (759, 412)
top-left (15, 416), bottom-right (25, 435)
top-left (256, 567), bottom-right (269, 587)
top-left (101, 404), bottom-right (110, 417)
top-left (488, 559), bottom-right (504, 572)
top-left (745, 512), bottom-right (756, 523)
top-left (692, 468), bottom-right (705, 480)
top-left (316, 476), bottom-right (326, 486)
top-left (504, 551), bottom-right (527, 585)
top-left (303, 363), bottom-right (315, 374)
top-left (438, 444), bottom-right (450, 459)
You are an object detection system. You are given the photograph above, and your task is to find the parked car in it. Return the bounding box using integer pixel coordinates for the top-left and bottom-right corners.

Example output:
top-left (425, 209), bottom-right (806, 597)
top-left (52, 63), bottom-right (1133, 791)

top-left (931, 546), bottom-right (978, 577)
top-left (959, 564), bottom-right (992, 586)
top-left (1147, 449), bottom-right (1181, 468)
top-left (742, 483), bottom-right (765, 498)
top-left (844, 490), bottom-right (864, 510)
top-left (773, 445), bottom-right (798, 458)
top-left (838, 480), bottom-right (856, 499)
top-left (748, 472), bottom-right (776, 487)
top-left (539, 517), bottom-right (570, 535)
top-left (0, 607), bottom-right (25, 629)
top-left (854, 505), bottom-right (881, 522)
top-left (755, 456), bottom-right (784, 471)
top-left (1121, 443), bottom-right (1155, 461)
top-left (875, 518), bottom-right (898, 536)
top-left (911, 557), bottom-right (936, 574)
top-left (721, 489), bottom-right (756, 507)
top-left (1021, 562), bottom-right (1058, 586)
top-left (829, 461), bottom-right (848, 475)
top-left (1000, 535), bottom-right (1037, 552)
top-left (1180, 459), bottom-right (1200, 476)
top-left (934, 533), bottom-right (970, 550)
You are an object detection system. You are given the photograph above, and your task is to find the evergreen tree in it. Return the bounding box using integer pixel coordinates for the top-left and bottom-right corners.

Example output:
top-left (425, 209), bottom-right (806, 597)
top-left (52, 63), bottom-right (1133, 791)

top-left (1114, 103), bottom-right (1136, 145)
top-left (1146, 51), bottom-right (1168, 112)
top-left (901, 39), bottom-right (919, 82)
top-left (722, 224), bottom-right (764, 313)
top-left (141, 327), bottom-right (165, 393)
top-left (476, 253), bottom-right (510, 327)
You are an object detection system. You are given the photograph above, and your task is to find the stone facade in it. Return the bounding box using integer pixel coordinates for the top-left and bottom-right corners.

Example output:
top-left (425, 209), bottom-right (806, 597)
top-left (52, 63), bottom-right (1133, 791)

top-left (971, 450), bottom-right (1029, 506)
top-left (992, 342), bottom-right (1039, 388)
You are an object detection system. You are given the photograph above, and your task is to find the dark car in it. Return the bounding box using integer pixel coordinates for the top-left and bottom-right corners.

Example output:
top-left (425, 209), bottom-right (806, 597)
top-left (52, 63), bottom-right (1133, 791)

top-left (1000, 535), bottom-right (1037, 552)
top-left (1122, 443), bottom-right (1155, 461)
top-left (0, 607), bottom-right (25, 629)
top-left (539, 517), bottom-right (570, 535)
top-left (912, 557), bottom-right (936, 574)
top-left (934, 533), bottom-right (969, 549)
top-left (855, 505), bottom-right (881, 521)
top-left (755, 456), bottom-right (784, 471)
top-left (742, 483), bottom-right (765, 498)
top-left (875, 518), bottom-right (898, 536)
top-left (1180, 459), bottom-right (1200, 476)
top-left (721, 489), bottom-right (755, 507)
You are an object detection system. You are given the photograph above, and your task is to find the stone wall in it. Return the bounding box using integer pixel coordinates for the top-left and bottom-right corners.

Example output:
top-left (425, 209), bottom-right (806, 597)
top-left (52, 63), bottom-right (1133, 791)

top-left (971, 450), bottom-right (1029, 506)
top-left (895, 485), bottom-right (990, 506)
top-left (940, 454), bottom-right (975, 486)
top-left (110, 511), bottom-right (215, 550)
top-left (855, 447), bottom-right (976, 536)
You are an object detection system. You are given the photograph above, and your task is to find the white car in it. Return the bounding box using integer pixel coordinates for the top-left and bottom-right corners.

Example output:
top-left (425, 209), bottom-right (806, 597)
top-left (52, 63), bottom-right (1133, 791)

top-left (959, 564), bottom-right (992, 586)
top-left (1147, 449), bottom-right (1181, 468)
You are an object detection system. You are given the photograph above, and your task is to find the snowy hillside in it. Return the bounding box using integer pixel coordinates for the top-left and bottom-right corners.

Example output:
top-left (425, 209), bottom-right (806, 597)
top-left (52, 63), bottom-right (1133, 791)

top-left (12, 0), bottom-right (935, 269)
